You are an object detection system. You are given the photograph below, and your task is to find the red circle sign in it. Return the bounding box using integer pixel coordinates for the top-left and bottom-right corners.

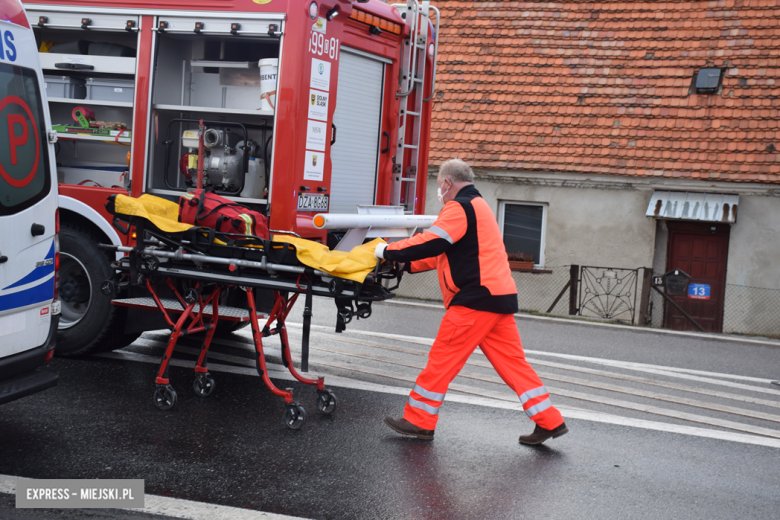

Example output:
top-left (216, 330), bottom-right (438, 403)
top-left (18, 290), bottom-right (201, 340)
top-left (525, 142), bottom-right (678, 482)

top-left (0, 95), bottom-right (41, 189)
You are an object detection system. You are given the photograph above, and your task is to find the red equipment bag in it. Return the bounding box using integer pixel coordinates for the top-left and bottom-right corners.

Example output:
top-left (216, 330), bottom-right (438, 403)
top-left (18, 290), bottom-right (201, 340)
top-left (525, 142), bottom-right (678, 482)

top-left (179, 189), bottom-right (269, 239)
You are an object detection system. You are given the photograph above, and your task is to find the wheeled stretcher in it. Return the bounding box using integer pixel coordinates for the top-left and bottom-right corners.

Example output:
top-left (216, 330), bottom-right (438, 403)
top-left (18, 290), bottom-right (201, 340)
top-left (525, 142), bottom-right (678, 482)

top-left (101, 194), bottom-right (402, 429)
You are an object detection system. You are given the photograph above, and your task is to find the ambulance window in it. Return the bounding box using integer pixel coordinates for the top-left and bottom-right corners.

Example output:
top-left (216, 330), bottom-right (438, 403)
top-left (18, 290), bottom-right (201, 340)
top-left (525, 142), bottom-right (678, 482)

top-left (0, 63), bottom-right (51, 216)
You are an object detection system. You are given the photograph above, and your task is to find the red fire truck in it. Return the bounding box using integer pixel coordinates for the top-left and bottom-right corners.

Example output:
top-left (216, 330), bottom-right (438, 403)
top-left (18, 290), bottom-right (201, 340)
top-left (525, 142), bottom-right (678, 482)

top-left (22, 0), bottom-right (438, 356)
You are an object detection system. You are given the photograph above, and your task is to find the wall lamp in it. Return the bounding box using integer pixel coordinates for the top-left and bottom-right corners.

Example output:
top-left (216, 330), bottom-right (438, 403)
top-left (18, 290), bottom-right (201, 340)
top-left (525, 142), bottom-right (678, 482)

top-left (326, 6), bottom-right (339, 21)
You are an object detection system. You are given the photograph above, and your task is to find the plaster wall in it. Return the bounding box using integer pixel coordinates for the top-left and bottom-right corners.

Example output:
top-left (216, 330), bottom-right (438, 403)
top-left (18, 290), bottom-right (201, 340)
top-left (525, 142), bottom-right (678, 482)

top-left (725, 196), bottom-right (780, 289)
top-left (721, 195), bottom-right (780, 335)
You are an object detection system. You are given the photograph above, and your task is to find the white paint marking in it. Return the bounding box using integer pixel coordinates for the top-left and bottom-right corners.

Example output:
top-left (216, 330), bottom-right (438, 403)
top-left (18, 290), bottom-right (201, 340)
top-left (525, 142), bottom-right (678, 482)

top-left (305, 341), bottom-right (780, 425)
top-left (308, 356), bottom-right (780, 440)
top-left (525, 352), bottom-right (780, 395)
top-left (381, 298), bottom-right (780, 348)
top-left (285, 323), bottom-right (779, 391)
top-left (294, 329), bottom-right (780, 409)
top-left (97, 349), bottom-right (780, 447)
top-left (0, 474), bottom-right (308, 520)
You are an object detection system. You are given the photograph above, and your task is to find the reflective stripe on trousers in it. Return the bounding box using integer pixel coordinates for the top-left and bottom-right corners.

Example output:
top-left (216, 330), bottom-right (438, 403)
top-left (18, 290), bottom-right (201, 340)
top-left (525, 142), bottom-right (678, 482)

top-left (414, 384), bottom-right (446, 401)
top-left (524, 398), bottom-right (552, 418)
top-left (408, 396), bottom-right (441, 415)
top-left (518, 385), bottom-right (547, 405)
top-left (407, 384), bottom-right (445, 415)
top-left (519, 385), bottom-right (551, 418)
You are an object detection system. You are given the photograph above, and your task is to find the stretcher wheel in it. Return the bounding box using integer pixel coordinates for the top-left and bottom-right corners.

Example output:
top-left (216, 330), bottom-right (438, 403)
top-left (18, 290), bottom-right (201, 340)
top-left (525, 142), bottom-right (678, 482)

top-left (184, 288), bottom-right (198, 304)
top-left (154, 385), bottom-right (177, 410)
top-left (316, 389), bottom-right (338, 415)
top-left (356, 304), bottom-right (372, 320)
top-left (282, 403), bottom-right (307, 430)
top-left (142, 254), bottom-right (160, 272)
top-left (193, 373), bottom-right (216, 397)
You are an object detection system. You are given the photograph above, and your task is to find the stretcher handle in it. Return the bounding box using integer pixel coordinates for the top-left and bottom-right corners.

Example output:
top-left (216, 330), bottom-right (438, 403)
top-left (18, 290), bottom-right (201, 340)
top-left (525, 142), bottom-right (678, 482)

top-left (111, 217), bottom-right (131, 236)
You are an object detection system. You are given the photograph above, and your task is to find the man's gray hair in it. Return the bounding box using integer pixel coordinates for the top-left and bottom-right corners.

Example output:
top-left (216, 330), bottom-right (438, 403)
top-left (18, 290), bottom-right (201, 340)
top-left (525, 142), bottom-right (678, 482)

top-left (439, 158), bottom-right (474, 183)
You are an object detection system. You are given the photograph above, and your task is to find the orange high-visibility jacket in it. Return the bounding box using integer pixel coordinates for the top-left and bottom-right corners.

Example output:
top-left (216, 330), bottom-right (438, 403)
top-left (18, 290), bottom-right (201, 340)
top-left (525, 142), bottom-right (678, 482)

top-left (385, 185), bottom-right (518, 314)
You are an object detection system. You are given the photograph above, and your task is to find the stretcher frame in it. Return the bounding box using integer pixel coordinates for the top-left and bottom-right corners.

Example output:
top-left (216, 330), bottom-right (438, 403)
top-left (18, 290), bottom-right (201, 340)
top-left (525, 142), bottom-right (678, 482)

top-left (101, 211), bottom-right (401, 429)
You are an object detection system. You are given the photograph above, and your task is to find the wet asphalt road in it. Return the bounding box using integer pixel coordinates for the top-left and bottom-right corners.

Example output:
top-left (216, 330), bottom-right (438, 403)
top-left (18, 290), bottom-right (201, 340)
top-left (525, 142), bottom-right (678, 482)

top-left (0, 298), bottom-right (779, 519)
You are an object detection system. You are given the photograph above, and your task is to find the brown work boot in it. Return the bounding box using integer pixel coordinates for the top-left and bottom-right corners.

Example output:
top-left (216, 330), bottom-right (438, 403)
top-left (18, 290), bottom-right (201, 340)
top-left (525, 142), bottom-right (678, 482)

top-left (384, 417), bottom-right (434, 440)
top-left (518, 422), bottom-right (569, 445)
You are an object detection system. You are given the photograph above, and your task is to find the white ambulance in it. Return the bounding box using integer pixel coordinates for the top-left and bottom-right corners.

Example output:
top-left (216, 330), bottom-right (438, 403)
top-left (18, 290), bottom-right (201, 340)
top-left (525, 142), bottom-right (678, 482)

top-left (0, 0), bottom-right (59, 405)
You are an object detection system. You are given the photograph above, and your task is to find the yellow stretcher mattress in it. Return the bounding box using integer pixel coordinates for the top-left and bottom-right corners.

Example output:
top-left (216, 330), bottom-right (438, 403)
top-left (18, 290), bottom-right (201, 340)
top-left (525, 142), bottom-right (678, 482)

top-left (114, 193), bottom-right (193, 233)
top-left (272, 236), bottom-right (385, 283)
top-left (112, 194), bottom-right (385, 283)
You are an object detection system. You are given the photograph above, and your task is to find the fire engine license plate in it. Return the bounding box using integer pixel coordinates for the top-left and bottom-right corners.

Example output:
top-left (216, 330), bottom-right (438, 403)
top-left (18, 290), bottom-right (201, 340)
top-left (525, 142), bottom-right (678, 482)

top-left (297, 193), bottom-right (329, 212)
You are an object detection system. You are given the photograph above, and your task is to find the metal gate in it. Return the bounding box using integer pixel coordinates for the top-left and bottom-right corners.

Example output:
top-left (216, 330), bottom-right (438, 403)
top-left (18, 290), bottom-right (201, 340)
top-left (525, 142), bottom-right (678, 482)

top-left (578, 266), bottom-right (640, 323)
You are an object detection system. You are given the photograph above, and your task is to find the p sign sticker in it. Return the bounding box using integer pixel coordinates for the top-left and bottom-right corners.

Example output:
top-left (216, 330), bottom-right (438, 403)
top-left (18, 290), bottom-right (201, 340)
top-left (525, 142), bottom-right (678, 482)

top-left (0, 95), bottom-right (41, 189)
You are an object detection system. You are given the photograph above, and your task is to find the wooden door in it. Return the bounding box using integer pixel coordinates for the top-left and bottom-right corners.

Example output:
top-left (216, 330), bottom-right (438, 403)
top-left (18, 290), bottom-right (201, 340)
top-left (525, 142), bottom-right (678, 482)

top-left (665, 222), bottom-right (729, 332)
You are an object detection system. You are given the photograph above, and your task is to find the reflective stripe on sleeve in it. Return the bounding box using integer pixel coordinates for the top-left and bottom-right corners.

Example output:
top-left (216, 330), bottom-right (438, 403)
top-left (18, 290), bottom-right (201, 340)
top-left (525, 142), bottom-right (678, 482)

top-left (413, 384), bottom-right (446, 402)
top-left (428, 226), bottom-right (453, 244)
top-left (518, 386), bottom-right (548, 405)
top-left (408, 396), bottom-right (441, 415)
top-left (524, 398), bottom-right (551, 418)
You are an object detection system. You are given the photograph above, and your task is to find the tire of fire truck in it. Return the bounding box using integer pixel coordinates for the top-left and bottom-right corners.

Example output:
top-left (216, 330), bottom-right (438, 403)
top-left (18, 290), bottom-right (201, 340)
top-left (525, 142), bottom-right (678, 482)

top-left (56, 225), bottom-right (141, 357)
top-left (213, 287), bottom-right (276, 336)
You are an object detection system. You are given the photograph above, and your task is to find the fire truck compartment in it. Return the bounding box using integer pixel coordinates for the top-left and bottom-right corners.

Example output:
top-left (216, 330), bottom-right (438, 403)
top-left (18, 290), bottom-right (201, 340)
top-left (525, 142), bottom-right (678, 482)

top-left (148, 26), bottom-right (281, 204)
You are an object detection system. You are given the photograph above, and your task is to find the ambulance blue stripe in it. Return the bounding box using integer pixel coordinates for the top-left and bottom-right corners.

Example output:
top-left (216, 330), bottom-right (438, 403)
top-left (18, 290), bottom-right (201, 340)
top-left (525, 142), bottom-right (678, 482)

top-left (2, 241), bottom-right (55, 290)
top-left (0, 277), bottom-right (53, 312)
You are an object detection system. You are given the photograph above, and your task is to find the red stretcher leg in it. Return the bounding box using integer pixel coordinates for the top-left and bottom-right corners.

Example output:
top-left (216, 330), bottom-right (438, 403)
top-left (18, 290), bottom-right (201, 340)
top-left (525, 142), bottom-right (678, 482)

top-left (152, 299), bottom-right (196, 411)
top-left (194, 287), bottom-right (220, 374)
top-left (272, 292), bottom-right (337, 415)
top-left (192, 288), bottom-right (220, 398)
top-left (246, 288), bottom-right (294, 403)
top-left (278, 320), bottom-right (324, 390)
top-left (155, 301), bottom-right (195, 385)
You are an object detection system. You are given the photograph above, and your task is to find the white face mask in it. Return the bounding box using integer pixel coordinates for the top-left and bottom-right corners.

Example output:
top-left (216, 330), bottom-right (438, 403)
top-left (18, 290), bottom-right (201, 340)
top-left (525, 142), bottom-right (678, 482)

top-left (437, 182), bottom-right (450, 204)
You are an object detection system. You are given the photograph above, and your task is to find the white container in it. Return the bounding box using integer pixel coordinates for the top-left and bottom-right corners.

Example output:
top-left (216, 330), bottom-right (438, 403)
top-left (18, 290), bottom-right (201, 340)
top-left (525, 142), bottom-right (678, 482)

top-left (258, 58), bottom-right (278, 112)
top-left (240, 157), bottom-right (266, 199)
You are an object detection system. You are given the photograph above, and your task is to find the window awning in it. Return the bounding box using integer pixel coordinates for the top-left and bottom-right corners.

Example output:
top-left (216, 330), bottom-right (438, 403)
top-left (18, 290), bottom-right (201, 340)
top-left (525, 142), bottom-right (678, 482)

top-left (645, 191), bottom-right (738, 223)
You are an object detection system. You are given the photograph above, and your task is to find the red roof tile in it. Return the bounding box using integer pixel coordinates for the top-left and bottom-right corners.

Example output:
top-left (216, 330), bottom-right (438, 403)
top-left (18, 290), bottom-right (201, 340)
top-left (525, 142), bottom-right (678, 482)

top-left (428, 1), bottom-right (780, 183)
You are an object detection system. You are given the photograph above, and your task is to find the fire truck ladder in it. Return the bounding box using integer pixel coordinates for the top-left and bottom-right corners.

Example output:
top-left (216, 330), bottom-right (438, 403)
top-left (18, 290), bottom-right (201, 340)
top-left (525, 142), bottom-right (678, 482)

top-left (392, 0), bottom-right (439, 213)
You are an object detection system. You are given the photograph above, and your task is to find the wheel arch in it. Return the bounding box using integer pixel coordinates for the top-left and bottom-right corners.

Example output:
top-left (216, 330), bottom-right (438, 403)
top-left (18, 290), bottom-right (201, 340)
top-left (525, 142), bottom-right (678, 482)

top-left (58, 195), bottom-right (123, 260)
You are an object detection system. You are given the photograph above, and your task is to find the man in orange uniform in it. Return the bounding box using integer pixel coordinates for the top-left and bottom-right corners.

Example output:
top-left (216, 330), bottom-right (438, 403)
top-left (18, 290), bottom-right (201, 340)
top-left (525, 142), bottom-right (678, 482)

top-left (374, 158), bottom-right (568, 445)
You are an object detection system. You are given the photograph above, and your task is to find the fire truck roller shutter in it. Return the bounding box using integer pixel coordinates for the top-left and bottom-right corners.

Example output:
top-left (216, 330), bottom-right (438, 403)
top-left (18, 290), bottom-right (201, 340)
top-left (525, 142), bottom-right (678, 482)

top-left (329, 48), bottom-right (388, 214)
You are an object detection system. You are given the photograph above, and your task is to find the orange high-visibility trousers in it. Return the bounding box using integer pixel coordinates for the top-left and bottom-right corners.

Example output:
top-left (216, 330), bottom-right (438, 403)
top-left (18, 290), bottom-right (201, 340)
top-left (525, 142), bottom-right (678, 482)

top-left (403, 305), bottom-right (565, 431)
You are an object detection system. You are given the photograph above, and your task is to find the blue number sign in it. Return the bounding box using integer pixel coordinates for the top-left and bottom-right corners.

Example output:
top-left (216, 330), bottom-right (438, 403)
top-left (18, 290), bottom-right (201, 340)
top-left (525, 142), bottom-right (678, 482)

top-left (688, 283), bottom-right (711, 300)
